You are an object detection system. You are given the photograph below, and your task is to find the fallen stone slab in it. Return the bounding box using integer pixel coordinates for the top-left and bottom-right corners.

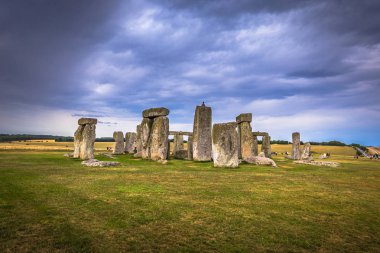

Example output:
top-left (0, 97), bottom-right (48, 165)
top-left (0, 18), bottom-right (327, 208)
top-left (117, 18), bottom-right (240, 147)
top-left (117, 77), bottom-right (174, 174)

top-left (244, 156), bottom-right (277, 167)
top-left (81, 159), bottom-right (120, 167)
top-left (294, 160), bottom-right (340, 167)
top-left (64, 153), bottom-right (74, 157)
top-left (78, 118), bottom-right (98, 125)
top-left (142, 107), bottom-right (169, 118)
top-left (99, 153), bottom-right (115, 159)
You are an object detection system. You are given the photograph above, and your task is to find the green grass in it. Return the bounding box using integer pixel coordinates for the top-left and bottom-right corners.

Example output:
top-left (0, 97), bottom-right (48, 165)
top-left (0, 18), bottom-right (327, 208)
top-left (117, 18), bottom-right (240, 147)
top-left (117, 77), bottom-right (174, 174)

top-left (0, 149), bottom-right (379, 252)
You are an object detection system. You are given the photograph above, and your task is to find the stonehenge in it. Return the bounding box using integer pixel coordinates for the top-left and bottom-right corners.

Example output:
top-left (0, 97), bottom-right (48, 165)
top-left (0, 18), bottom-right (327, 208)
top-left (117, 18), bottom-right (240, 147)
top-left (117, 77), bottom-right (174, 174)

top-left (172, 134), bottom-right (184, 157)
top-left (212, 122), bottom-right (239, 168)
top-left (124, 132), bottom-right (137, 153)
top-left (292, 132), bottom-right (301, 160)
top-left (113, 131), bottom-right (124, 155)
top-left (236, 113), bottom-right (253, 160)
top-left (139, 107), bottom-right (170, 161)
top-left (301, 142), bottom-right (311, 160)
top-left (252, 132), bottom-right (271, 158)
top-left (169, 131), bottom-right (193, 160)
top-left (74, 118), bottom-right (97, 160)
top-left (192, 103), bottom-right (212, 161)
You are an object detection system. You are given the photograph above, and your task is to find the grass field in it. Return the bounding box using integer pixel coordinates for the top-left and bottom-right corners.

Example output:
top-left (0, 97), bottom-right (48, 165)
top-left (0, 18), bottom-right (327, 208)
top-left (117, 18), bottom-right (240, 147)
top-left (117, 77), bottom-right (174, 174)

top-left (0, 143), bottom-right (379, 252)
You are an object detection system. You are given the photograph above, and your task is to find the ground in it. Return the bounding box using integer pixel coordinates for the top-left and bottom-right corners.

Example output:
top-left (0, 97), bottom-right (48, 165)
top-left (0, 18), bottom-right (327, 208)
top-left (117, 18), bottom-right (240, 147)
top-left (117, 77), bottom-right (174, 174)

top-left (0, 142), bottom-right (379, 252)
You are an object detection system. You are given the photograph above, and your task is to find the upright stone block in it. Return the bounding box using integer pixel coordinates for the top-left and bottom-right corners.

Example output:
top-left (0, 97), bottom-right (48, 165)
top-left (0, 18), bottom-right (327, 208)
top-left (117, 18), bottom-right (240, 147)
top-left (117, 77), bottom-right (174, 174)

top-left (73, 125), bottom-right (84, 158)
top-left (79, 123), bottom-right (96, 160)
top-left (149, 116), bottom-right (169, 161)
top-left (187, 136), bottom-right (193, 160)
top-left (261, 135), bottom-right (271, 158)
top-left (173, 134), bottom-right (184, 156)
top-left (212, 122), bottom-right (239, 168)
top-left (113, 131), bottom-right (124, 155)
top-left (141, 118), bottom-right (153, 159)
top-left (136, 124), bottom-right (142, 153)
top-left (192, 104), bottom-right (212, 161)
top-left (124, 132), bottom-right (137, 153)
top-left (252, 135), bottom-right (258, 156)
top-left (301, 142), bottom-right (311, 160)
top-left (292, 132), bottom-right (301, 160)
top-left (238, 121), bottom-right (253, 160)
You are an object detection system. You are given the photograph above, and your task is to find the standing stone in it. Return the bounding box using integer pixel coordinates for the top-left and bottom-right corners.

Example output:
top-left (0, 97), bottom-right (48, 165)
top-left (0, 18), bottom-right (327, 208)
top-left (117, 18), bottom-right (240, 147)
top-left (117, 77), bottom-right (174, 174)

top-left (192, 104), bottom-right (212, 161)
top-left (124, 132), bottom-right (137, 153)
top-left (80, 123), bottom-right (96, 160)
top-left (141, 118), bottom-right (153, 159)
top-left (149, 116), bottom-right (169, 161)
top-left (187, 136), bottom-right (193, 160)
top-left (136, 124), bottom-right (142, 152)
top-left (292, 132), bottom-right (301, 160)
top-left (73, 125), bottom-right (84, 158)
top-left (113, 131), bottom-right (124, 155)
top-left (173, 134), bottom-right (184, 156)
top-left (301, 142), bottom-right (311, 160)
top-left (212, 122), bottom-right (239, 168)
top-left (236, 113), bottom-right (253, 160)
top-left (252, 135), bottom-right (258, 156)
top-left (261, 135), bottom-right (271, 158)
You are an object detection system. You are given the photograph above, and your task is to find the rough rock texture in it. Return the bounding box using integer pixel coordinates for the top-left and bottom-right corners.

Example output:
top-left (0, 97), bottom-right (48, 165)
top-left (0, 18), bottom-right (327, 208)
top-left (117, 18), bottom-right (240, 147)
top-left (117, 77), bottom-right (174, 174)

top-left (294, 160), bottom-right (339, 167)
top-left (238, 121), bottom-right (253, 160)
top-left (212, 122), bottom-right (239, 168)
top-left (174, 149), bottom-right (188, 160)
top-left (79, 124), bottom-right (96, 160)
top-left (81, 159), bottom-right (120, 167)
top-left (261, 135), bottom-right (272, 158)
top-left (149, 116), bottom-right (169, 161)
top-left (258, 152), bottom-right (265, 157)
top-left (73, 125), bottom-right (84, 158)
top-left (113, 131), bottom-right (124, 155)
top-left (252, 135), bottom-right (258, 156)
top-left (236, 113), bottom-right (252, 124)
top-left (141, 118), bottom-right (153, 159)
top-left (136, 124), bottom-right (142, 152)
top-left (301, 142), bottom-right (311, 160)
top-left (192, 104), bottom-right (212, 161)
top-left (78, 118), bottom-right (97, 125)
top-left (292, 132), bottom-right (301, 160)
top-left (187, 136), bottom-right (193, 160)
top-left (172, 134), bottom-right (184, 156)
top-left (245, 155), bottom-right (277, 167)
top-left (134, 151), bottom-right (142, 158)
top-left (124, 132), bottom-right (137, 153)
top-left (142, 107), bottom-right (169, 118)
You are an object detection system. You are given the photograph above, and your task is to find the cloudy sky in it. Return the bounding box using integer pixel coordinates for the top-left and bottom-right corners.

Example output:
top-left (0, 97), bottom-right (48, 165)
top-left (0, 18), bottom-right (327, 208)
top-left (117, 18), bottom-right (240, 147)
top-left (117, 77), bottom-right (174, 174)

top-left (1, 0), bottom-right (379, 145)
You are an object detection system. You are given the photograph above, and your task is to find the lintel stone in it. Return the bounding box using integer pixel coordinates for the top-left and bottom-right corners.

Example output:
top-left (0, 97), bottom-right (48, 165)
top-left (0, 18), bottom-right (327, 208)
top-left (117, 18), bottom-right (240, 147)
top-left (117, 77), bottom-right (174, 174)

top-left (236, 113), bottom-right (252, 123)
top-left (142, 107), bottom-right (169, 118)
top-left (78, 118), bottom-right (97, 125)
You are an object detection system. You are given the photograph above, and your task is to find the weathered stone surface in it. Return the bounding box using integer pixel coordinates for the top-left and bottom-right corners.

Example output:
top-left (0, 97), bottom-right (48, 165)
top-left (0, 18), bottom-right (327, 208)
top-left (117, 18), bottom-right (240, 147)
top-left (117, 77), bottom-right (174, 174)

top-left (238, 121), bottom-right (253, 160)
top-left (81, 159), bottom-right (120, 167)
top-left (73, 125), bottom-right (84, 158)
top-left (134, 151), bottom-right (142, 158)
top-left (245, 155), bottom-right (277, 167)
top-left (212, 122), bottom-right (239, 168)
top-left (136, 124), bottom-right (142, 152)
top-left (261, 135), bottom-right (272, 158)
top-left (187, 136), bottom-right (193, 160)
top-left (142, 107), bottom-right (169, 118)
top-left (252, 131), bottom-right (268, 137)
top-left (113, 131), bottom-right (124, 155)
top-left (252, 135), bottom-right (258, 156)
top-left (258, 152), bottom-right (265, 157)
top-left (79, 124), bottom-right (96, 160)
top-left (172, 134), bottom-right (184, 156)
top-left (149, 116), bottom-right (169, 161)
top-left (294, 160), bottom-right (339, 167)
top-left (236, 113), bottom-right (252, 123)
top-left (292, 132), bottom-right (301, 160)
top-left (78, 118), bottom-right (97, 125)
top-left (124, 132), bottom-right (137, 153)
top-left (301, 142), bottom-right (311, 160)
top-left (141, 118), bottom-right (153, 159)
top-left (192, 104), bottom-right (212, 161)
top-left (174, 149), bottom-right (188, 160)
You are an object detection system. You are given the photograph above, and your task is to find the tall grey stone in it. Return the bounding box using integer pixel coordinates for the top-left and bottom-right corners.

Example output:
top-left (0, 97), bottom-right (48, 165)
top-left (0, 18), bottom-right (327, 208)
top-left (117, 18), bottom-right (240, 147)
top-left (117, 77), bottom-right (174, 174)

top-left (301, 142), bottom-right (311, 160)
top-left (79, 123), bottom-right (96, 160)
top-left (141, 118), bottom-right (153, 159)
top-left (136, 124), bottom-right (142, 153)
top-left (73, 125), bottom-right (84, 158)
top-left (212, 122), bottom-right (239, 168)
top-left (113, 131), bottom-right (124, 155)
top-left (236, 113), bottom-right (253, 160)
top-left (252, 135), bottom-right (258, 156)
top-left (149, 116), bottom-right (169, 161)
top-left (292, 132), bottom-right (301, 160)
top-left (261, 135), bottom-right (271, 158)
top-left (173, 134), bottom-right (184, 156)
top-left (124, 132), bottom-right (137, 153)
top-left (187, 136), bottom-right (193, 160)
top-left (192, 104), bottom-right (212, 161)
